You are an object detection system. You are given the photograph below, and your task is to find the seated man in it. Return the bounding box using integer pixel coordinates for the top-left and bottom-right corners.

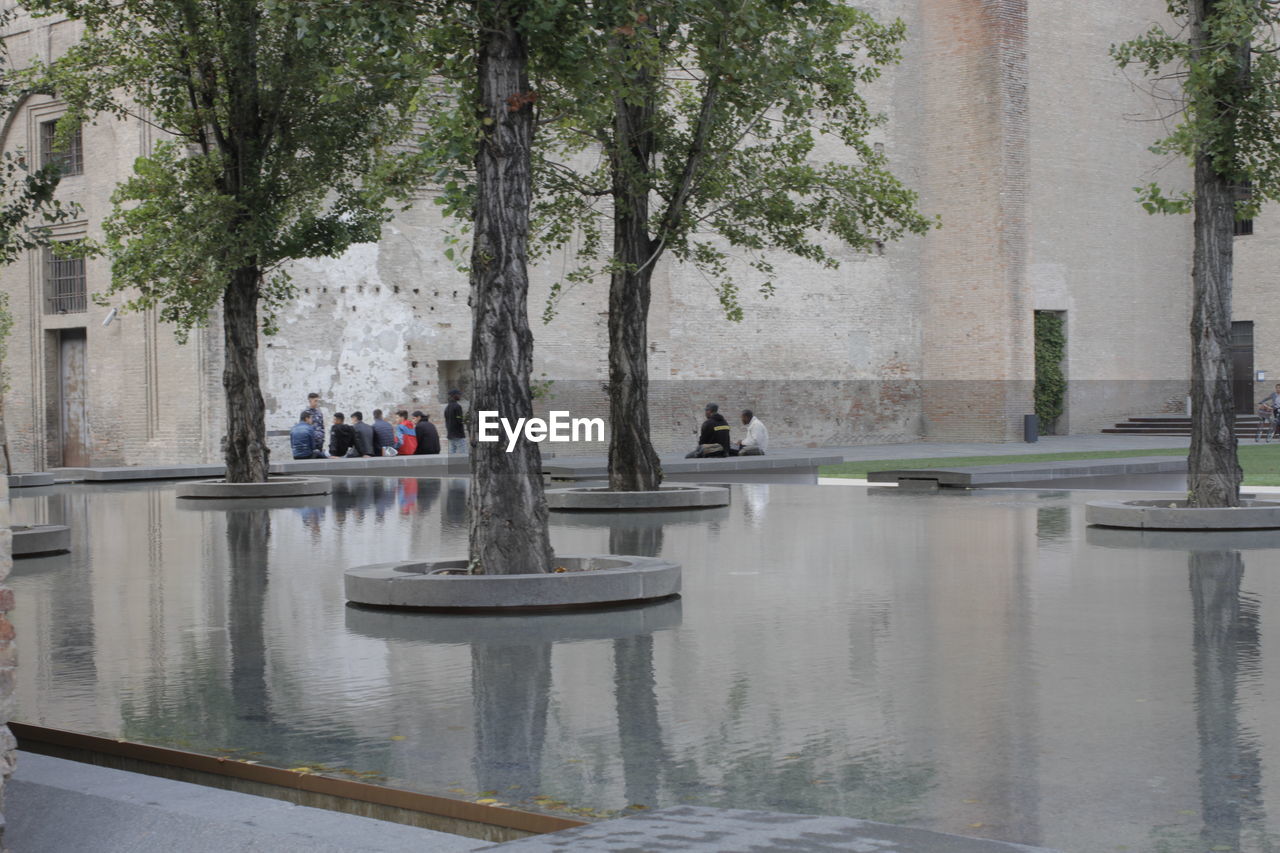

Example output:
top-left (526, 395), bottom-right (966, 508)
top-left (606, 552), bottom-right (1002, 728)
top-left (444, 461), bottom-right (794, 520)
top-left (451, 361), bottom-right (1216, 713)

top-left (328, 412), bottom-right (357, 458)
top-left (290, 411), bottom-right (322, 459)
top-left (350, 411), bottom-right (376, 457)
top-left (413, 411), bottom-right (441, 455)
top-left (685, 403), bottom-right (733, 458)
top-left (734, 409), bottom-right (768, 456)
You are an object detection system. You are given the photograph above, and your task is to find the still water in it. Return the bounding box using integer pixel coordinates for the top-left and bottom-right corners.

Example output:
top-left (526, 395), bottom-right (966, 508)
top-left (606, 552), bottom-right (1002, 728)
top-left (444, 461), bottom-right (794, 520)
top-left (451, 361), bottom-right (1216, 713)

top-left (9, 479), bottom-right (1280, 852)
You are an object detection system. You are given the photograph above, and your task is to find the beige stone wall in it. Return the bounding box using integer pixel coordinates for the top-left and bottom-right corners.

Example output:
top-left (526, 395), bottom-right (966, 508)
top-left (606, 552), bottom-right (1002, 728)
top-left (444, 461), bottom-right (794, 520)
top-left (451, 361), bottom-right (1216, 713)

top-left (2, 1), bottom-right (1226, 468)
top-left (1, 10), bottom-right (221, 473)
top-left (1027, 0), bottom-right (1193, 433)
top-left (1233, 210), bottom-right (1280, 405)
top-left (0, 476), bottom-right (13, 850)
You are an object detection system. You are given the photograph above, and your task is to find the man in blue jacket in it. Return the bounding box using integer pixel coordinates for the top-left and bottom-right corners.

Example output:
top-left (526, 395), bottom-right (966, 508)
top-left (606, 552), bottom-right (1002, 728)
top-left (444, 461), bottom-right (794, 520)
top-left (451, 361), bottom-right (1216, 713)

top-left (291, 411), bottom-right (322, 459)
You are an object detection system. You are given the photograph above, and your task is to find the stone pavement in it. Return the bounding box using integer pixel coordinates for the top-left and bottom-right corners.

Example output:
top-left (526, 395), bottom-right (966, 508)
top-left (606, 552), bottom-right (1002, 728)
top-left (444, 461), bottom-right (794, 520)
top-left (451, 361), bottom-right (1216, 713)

top-left (9, 754), bottom-right (1063, 852)
top-left (485, 806), bottom-right (1061, 852)
top-left (6, 752), bottom-right (486, 853)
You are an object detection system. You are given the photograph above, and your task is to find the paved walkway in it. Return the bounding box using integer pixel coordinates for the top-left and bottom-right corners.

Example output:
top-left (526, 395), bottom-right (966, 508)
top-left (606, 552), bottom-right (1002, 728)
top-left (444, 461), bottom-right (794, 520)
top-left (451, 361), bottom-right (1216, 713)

top-left (7, 753), bottom-right (1059, 853)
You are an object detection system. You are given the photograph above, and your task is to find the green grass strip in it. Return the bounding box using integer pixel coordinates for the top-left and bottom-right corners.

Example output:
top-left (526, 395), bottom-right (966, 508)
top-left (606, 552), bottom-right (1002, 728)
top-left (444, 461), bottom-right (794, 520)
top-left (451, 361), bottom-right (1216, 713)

top-left (819, 444), bottom-right (1280, 486)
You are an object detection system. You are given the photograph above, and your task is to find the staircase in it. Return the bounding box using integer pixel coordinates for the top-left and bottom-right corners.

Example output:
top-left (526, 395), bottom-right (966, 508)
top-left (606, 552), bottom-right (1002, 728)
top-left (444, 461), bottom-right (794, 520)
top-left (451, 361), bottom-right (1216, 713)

top-left (1103, 414), bottom-right (1265, 438)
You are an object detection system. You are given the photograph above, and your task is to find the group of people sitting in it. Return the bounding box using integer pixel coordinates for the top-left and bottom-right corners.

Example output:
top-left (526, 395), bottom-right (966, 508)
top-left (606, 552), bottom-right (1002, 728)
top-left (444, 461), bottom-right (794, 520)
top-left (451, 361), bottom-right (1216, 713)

top-left (291, 391), bottom-right (467, 459)
top-left (685, 403), bottom-right (769, 458)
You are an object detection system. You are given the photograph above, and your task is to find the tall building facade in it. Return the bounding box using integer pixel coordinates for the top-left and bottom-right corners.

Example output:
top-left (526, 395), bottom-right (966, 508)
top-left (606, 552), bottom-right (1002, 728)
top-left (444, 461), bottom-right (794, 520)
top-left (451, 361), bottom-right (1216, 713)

top-left (4, 0), bottom-right (1264, 472)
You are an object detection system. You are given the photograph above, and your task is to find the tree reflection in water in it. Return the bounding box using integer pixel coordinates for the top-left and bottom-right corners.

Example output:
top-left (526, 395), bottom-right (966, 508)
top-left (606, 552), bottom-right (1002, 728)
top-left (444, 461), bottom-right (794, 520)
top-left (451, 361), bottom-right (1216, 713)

top-left (1187, 549), bottom-right (1267, 852)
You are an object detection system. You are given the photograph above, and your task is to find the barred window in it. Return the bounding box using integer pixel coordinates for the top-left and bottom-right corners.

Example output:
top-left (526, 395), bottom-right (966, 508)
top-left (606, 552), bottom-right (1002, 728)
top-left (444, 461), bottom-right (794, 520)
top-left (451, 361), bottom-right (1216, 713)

top-left (45, 247), bottom-right (86, 314)
top-left (40, 120), bottom-right (83, 176)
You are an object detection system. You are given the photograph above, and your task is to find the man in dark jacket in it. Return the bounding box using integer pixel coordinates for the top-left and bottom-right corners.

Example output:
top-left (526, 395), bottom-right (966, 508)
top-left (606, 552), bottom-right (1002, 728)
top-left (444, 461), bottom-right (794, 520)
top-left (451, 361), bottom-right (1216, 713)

top-left (350, 411), bottom-right (375, 457)
top-left (443, 389), bottom-right (467, 455)
top-left (413, 411), bottom-right (441, 454)
top-left (371, 409), bottom-right (397, 456)
top-left (328, 412), bottom-right (357, 457)
top-left (291, 412), bottom-right (321, 459)
top-left (685, 403), bottom-right (732, 458)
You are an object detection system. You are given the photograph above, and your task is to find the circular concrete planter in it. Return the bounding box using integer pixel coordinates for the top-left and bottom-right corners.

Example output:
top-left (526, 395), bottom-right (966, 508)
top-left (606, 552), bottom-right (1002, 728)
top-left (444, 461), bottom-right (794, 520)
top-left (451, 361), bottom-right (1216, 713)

top-left (545, 484), bottom-right (728, 511)
top-left (175, 477), bottom-right (331, 499)
top-left (10, 524), bottom-right (71, 558)
top-left (346, 595), bottom-right (683, 644)
top-left (345, 554), bottom-right (681, 611)
top-left (7, 472), bottom-right (55, 488)
top-left (1086, 499), bottom-right (1280, 530)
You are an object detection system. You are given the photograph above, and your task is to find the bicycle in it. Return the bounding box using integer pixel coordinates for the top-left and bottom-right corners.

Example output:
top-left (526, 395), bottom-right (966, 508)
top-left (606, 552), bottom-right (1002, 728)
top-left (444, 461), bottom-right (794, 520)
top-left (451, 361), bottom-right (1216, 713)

top-left (1256, 404), bottom-right (1278, 442)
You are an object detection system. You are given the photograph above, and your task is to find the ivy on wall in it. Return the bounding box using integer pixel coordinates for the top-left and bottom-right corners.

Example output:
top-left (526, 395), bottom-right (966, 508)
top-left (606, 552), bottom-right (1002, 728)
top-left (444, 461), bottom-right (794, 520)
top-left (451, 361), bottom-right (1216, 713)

top-left (1034, 311), bottom-right (1066, 435)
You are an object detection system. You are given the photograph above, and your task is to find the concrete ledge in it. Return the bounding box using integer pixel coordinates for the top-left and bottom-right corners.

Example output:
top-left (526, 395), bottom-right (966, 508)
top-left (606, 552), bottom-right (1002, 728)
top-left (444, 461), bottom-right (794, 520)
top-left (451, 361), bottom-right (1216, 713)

top-left (345, 555), bottom-right (680, 610)
top-left (1086, 526), bottom-right (1280, 550)
top-left (11, 524), bottom-right (71, 558)
top-left (545, 484), bottom-right (728, 511)
top-left (869, 455), bottom-right (1187, 488)
top-left (175, 494), bottom-right (332, 511)
top-left (543, 452), bottom-right (843, 481)
top-left (488, 805), bottom-right (1061, 852)
top-left (346, 595), bottom-right (682, 644)
top-left (174, 477), bottom-right (332, 499)
top-left (7, 472), bottom-right (55, 488)
top-left (1086, 498), bottom-right (1280, 530)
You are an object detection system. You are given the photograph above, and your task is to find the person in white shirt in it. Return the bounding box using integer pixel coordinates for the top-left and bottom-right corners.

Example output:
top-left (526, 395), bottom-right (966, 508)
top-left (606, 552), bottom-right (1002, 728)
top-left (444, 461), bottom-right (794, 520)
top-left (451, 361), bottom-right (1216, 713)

top-left (734, 409), bottom-right (768, 456)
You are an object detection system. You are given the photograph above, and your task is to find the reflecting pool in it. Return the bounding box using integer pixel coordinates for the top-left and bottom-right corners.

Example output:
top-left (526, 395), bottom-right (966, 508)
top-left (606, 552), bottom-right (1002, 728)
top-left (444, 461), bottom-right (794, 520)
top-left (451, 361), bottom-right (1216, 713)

top-left (10, 479), bottom-right (1280, 852)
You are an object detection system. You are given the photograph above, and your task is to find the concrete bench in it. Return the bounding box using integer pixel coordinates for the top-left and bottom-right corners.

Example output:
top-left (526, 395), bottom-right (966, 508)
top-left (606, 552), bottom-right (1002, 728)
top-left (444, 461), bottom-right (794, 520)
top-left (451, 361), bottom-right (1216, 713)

top-left (868, 455), bottom-right (1187, 489)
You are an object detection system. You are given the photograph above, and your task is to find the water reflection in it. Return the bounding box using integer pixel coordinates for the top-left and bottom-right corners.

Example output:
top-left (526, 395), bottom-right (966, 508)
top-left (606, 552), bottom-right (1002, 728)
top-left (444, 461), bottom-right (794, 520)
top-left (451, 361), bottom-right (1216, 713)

top-left (12, 481), bottom-right (1280, 852)
top-left (227, 509), bottom-right (271, 723)
top-left (1188, 550), bottom-right (1266, 852)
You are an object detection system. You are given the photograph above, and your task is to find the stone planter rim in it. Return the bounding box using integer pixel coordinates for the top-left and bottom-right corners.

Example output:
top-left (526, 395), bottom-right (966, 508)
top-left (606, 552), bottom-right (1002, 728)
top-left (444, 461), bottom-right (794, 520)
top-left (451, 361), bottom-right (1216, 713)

top-left (345, 553), bottom-right (681, 611)
top-left (1086, 498), bottom-right (1280, 530)
top-left (545, 483), bottom-right (728, 511)
top-left (10, 523), bottom-right (72, 558)
top-left (175, 476), bottom-right (331, 499)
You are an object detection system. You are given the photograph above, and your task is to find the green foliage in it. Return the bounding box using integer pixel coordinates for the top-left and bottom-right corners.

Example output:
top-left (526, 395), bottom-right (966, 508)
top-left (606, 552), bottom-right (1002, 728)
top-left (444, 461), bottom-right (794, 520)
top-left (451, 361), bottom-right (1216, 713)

top-left (24, 0), bottom-right (434, 339)
top-left (1112, 0), bottom-right (1280, 217)
top-left (1033, 312), bottom-right (1066, 434)
top-left (0, 291), bottom-right (12, 395)
top-left (526, 0), bottom-right (934, 320)
top-left (0, 8), bottom-right (78, 265)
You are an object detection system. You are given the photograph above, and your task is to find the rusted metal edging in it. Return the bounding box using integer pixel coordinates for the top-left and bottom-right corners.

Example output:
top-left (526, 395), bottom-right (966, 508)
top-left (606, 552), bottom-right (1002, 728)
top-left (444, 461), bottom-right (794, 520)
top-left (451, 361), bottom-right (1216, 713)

top-left (10, 722), bottom-right (585, 843)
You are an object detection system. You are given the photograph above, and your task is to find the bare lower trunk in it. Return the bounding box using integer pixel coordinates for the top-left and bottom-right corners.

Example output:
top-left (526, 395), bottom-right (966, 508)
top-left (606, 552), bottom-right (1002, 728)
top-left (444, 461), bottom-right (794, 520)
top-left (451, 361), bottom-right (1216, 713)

top-left (608, 264), bottom-right (662, 491)
top-left (222, 266), bottom-right (269, 484)
top-left (1188, 158), bottom-right (1241, 507)
top-left (466, 0), bottom-right (554, 573)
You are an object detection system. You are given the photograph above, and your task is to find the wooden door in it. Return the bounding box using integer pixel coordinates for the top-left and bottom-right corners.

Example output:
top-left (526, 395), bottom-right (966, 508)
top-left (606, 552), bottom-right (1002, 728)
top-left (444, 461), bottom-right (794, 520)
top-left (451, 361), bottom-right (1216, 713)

top-left (59, 328), bottom-right (89, 467)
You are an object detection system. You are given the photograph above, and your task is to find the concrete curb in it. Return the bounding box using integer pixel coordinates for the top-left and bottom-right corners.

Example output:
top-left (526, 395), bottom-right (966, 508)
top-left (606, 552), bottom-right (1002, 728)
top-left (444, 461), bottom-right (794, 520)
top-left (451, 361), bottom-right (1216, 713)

top-left (545, 484), bottom-right (728, 511)
top-left (174, 477), bottom-right (332, 499)
top-left (7, 472), bottom-right (55, 488)
top-left (345, 555), bottom-right (681, 610)
top-left (345, 595), bottom-right (683, 644)
top-left (1086, 498), bottom-right (1280, 530)
top-left (11, 524), bottom-right (71, 558)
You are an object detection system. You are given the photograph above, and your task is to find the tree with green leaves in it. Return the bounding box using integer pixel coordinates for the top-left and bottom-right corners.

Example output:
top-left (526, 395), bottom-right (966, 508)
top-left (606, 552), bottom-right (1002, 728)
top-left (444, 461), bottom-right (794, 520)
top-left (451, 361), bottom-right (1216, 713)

top-left (26, 0), bottom-right (430, 482)
top-left (532, 0), bottom-right (932, 491)
top-left (1112, 0), bottom-right (1280, 506)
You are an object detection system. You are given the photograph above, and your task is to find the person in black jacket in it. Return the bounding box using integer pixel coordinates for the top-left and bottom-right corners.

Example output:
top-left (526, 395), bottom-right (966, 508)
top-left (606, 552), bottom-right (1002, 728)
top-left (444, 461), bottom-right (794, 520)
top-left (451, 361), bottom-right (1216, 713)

top-left (328, 412), bottom-right (357, 457)
top-left (685, 403), bottom-right (733, 458)
top-left (413, 411), bottom-right (441, 455)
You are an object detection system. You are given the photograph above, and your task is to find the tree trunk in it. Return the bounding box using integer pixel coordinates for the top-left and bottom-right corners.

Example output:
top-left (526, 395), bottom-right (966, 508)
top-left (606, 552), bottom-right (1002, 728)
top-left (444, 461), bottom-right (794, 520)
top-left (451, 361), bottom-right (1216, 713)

top-left (1187, 1), bottom-right (1244, 507)
top-left (607, 40), bottom-right (663, 493)
top-left (466, 0), bottom-right (554, 574)
top-left (222, 266), bottom-right (269, 483)
top-left (608, 266), bottom-right (662, 492)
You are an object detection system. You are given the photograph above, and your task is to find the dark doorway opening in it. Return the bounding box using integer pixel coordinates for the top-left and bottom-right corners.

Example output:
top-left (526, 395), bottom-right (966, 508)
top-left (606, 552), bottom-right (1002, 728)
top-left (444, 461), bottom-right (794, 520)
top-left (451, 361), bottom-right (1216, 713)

top-left (1231, 321), bottom-right (1254, 415)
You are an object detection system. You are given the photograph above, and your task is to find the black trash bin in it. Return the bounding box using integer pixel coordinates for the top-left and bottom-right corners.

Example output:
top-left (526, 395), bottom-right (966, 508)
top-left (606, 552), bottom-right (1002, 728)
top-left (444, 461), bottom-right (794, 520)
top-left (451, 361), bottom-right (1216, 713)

top-left (1023, 414), bottom-right (1039, 443)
